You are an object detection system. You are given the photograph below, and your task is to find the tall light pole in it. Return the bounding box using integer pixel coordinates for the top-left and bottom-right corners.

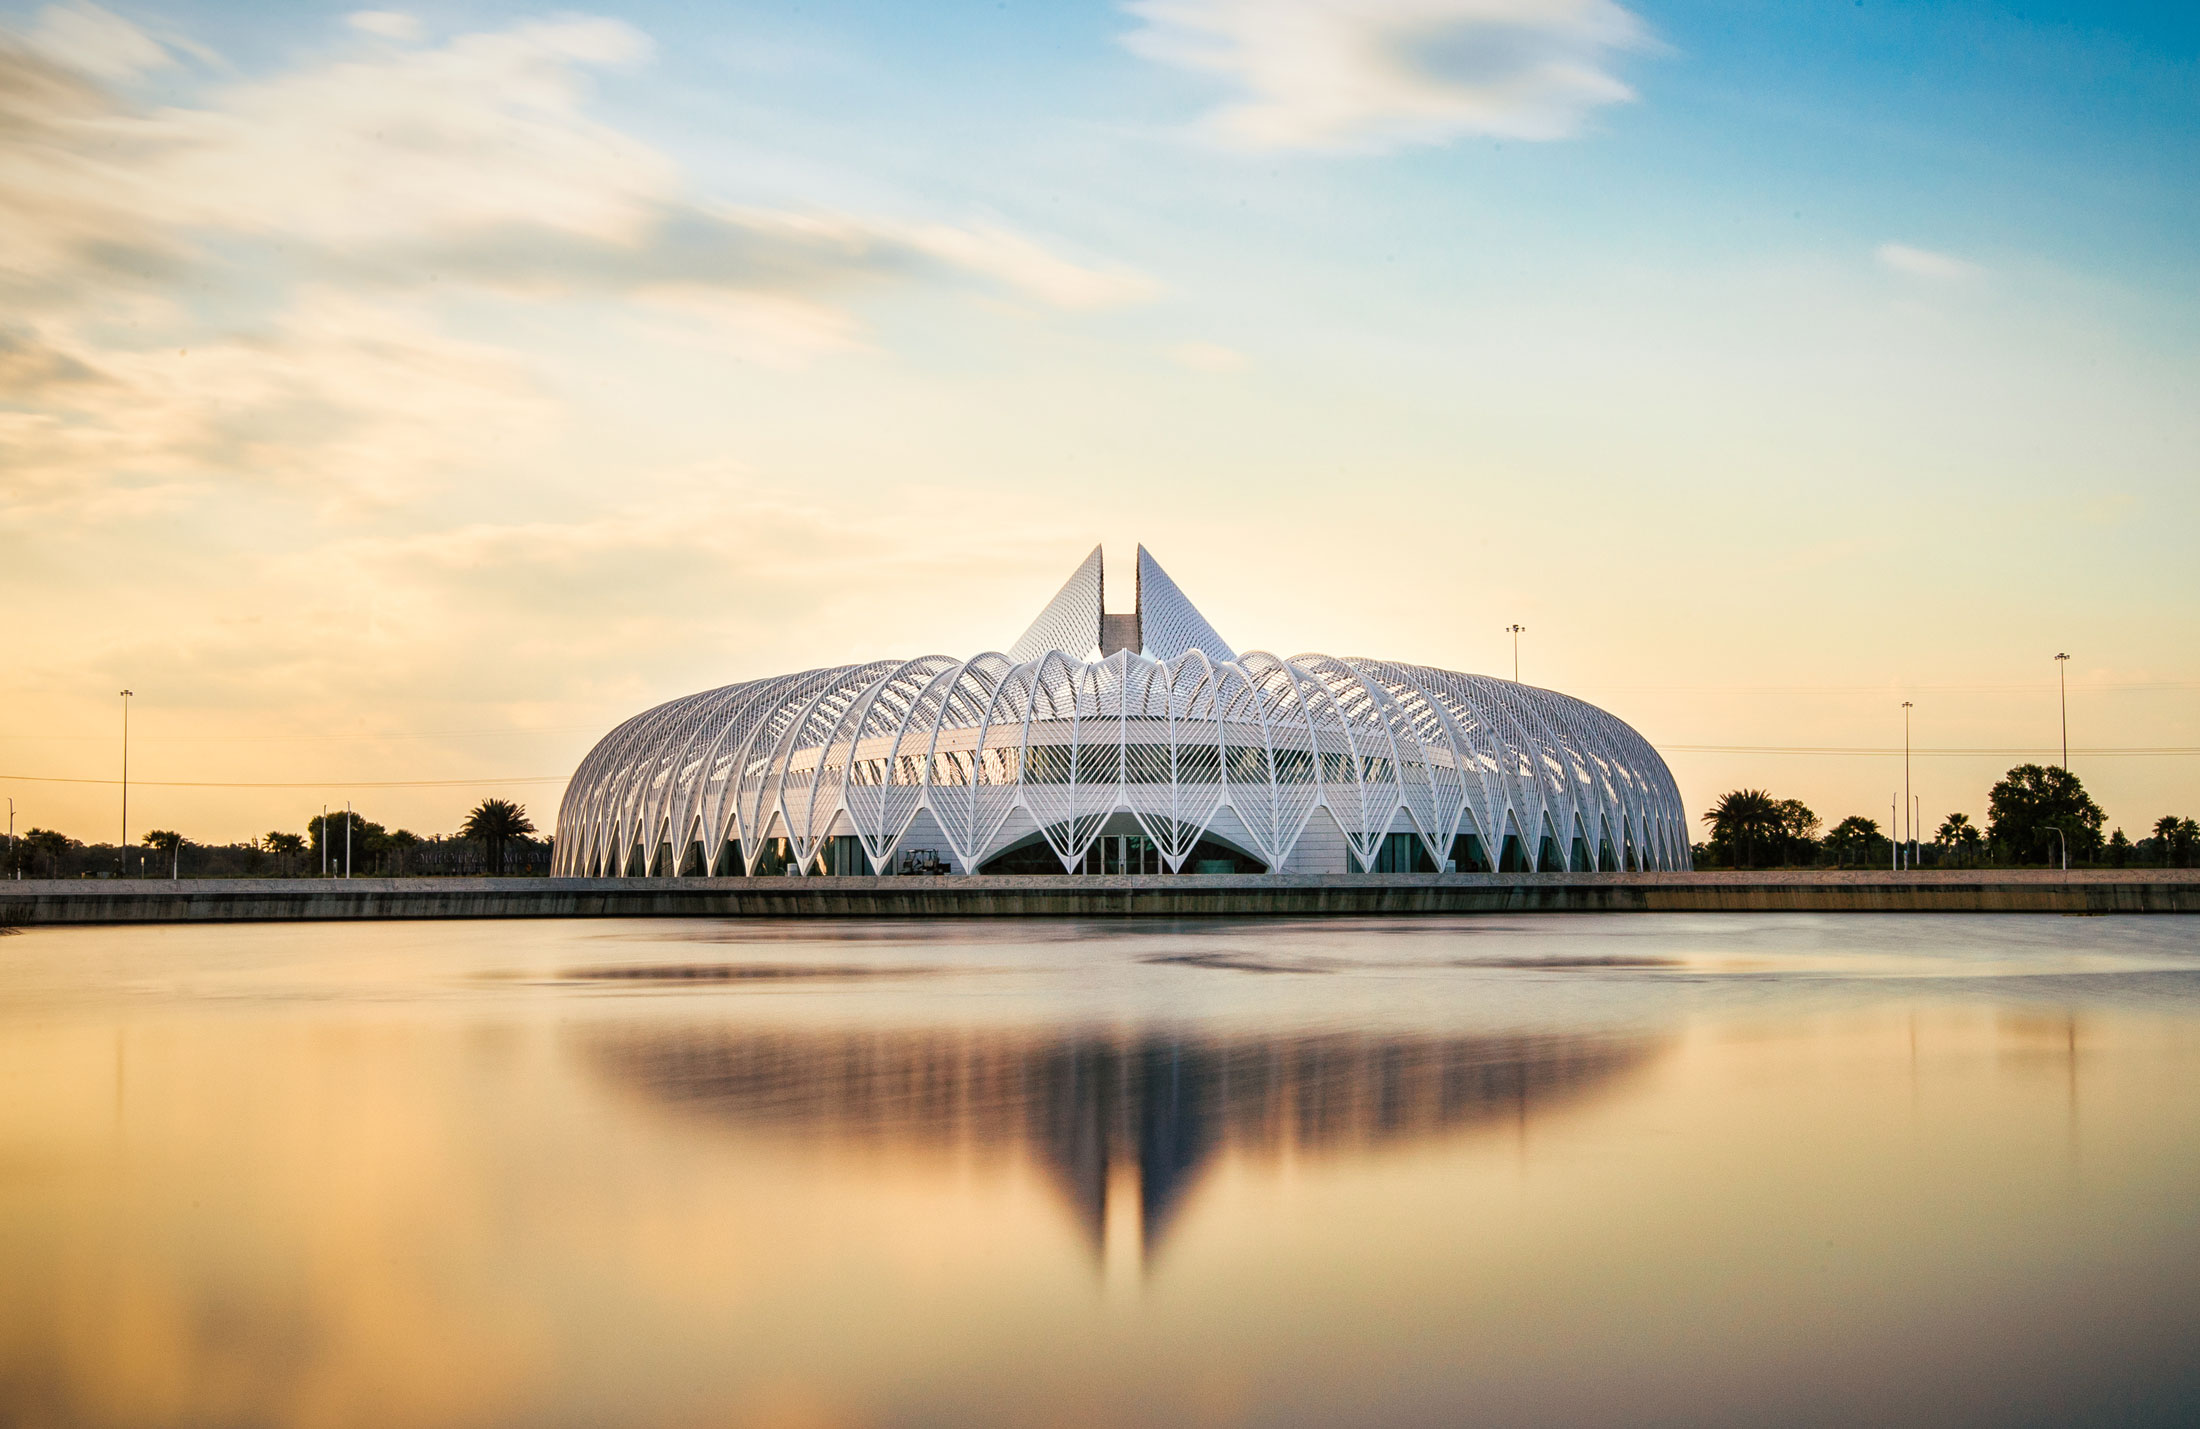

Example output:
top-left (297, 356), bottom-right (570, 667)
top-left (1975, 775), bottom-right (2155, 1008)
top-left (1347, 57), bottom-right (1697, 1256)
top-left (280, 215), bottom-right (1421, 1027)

top-left (321, 804), bottom-right (328, 878)
top-left (2054, 652), bottom-right (2070, 771)
top-left (119, 689), bottom-right (133, 875)
top-left (1902, 701), bottom-right (1913, 870)
top-left (1505, 624), bottom-right (1527, 683)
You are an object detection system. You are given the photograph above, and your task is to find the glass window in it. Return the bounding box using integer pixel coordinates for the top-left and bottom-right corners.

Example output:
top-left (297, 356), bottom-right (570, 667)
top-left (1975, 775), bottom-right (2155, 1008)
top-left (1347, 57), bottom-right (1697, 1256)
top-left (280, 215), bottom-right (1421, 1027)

top-left (818, 835), bottom-right (873, 876)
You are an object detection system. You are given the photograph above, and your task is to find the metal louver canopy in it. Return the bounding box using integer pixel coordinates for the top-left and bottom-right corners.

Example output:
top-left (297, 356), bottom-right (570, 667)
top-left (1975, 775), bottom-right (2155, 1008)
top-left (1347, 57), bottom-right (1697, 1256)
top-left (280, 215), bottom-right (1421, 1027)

top-left (1134, 545), bottom-right (1234, 662)
top-left (554, 545), bottom-right (1690, 879)
top-left (1006, 545), bottom-right (1104, 663)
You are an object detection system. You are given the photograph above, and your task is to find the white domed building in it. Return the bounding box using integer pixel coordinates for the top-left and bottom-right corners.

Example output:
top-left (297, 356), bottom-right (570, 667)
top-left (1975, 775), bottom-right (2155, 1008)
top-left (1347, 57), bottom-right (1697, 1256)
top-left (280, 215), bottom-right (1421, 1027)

top-left (553, 547), bottom-right (1689, 878)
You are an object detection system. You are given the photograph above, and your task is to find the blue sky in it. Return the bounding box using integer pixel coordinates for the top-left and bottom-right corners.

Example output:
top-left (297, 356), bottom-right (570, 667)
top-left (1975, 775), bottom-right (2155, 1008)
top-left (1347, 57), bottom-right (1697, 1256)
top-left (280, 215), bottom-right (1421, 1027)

top-left (2, 0), bottom-right (2194, 842)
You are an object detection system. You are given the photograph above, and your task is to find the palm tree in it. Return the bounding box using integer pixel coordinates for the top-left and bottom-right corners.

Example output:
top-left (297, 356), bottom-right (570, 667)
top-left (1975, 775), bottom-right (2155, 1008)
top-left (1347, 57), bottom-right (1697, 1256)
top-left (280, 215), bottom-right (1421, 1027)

top-left (1933, 813), bottom-right (1981, 868)
top-left (2159, 815), bottom-right (2200, 868)
top-left (264, 831), bottom-right (305, 877)
top-left (24, 828), bottom-right (71, 879)
top-left (1937, 813), bottom-right (1983, 848)
top-left (1702, 789), bottom-right (1784, 868)
top-left (141, 830), bottom-right (183, 878)
top-left (1826, 816), bottom-right (1882, 868)
top-left (2154, 815), bottom-right (2184, 866)
top-left (386, 829), bottom-right (420, 876)
top-left (461, 798), bottom-right (536, 876)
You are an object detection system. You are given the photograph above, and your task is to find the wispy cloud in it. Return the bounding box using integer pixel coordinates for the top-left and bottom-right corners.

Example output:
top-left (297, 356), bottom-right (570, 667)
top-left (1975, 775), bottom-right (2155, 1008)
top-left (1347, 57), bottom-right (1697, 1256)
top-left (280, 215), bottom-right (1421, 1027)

top-left (903, 222), bottom-right (1159, 310)
top-left (0, 5), bottom-right (1156, 512)
top-left (24, 0), bottom-right (170, 78)
top-left (1875, 242), bottom-right (1983, 282)
top-left (1169, 340), bottom-right (1247, 371)
top-left (20, 462), bottom-right (1089, 720)
top-left (0, 6), bottom-right (1152, 836)
top-left (346, 10), bottom-right (423, 42)
top-left (1121, 0), bottom-right (1647, 152)
top-left (0, 291), bottom-right (551, 519)
top-left (0, 11), bottom-right (673, 301)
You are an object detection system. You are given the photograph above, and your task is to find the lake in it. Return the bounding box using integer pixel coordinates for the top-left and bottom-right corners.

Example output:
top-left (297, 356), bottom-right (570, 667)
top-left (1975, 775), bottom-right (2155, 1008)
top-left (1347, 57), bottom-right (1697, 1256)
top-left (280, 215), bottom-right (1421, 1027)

top-left (2, 914), bottom-right (2197, 1427)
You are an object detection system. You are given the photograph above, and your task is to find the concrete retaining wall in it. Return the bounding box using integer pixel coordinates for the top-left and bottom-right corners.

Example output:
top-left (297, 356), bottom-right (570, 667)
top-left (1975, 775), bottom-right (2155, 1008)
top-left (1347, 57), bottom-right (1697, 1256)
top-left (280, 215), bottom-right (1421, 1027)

top-left (5, 870), bottom-right (2199, 924)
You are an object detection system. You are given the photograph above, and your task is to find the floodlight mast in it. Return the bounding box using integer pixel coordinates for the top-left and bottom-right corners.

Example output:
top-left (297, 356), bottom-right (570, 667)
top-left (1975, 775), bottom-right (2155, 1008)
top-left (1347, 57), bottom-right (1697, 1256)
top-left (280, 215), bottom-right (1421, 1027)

top-left (1505, 625), bottom-right (1526, 683)
top-left (1901, 701), bottom-right (1913, 870)
top-left (118, 690), bottom-right (132, 876)
top-left (2054, 653), bottom-right (2070, 770)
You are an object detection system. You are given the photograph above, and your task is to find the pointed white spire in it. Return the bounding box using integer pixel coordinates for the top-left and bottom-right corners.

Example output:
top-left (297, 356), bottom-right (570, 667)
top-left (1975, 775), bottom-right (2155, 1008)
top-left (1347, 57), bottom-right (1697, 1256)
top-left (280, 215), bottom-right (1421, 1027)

top-left (1137, 546), bottom-right (1235, 661)
top-left (1007, 545), bottom-right (1103, 662)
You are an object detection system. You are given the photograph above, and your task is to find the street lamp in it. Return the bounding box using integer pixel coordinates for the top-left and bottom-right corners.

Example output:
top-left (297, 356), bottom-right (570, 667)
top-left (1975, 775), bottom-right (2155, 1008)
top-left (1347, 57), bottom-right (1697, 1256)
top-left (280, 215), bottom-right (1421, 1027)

top-left (119, 689), bottom-right (132, 875)
top-left (2043, 825), bottom-right (2067, 874)
top-left (2054, 652), bottom-right (2070, 770)
top-left (1505, 624), bottom-right (1527, 683)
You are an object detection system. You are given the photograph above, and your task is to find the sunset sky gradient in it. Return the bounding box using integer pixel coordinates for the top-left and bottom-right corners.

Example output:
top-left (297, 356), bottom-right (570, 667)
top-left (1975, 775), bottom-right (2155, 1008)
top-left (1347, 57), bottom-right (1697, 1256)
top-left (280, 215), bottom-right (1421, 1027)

top-left (3, 0), bottom-right (2194, 846)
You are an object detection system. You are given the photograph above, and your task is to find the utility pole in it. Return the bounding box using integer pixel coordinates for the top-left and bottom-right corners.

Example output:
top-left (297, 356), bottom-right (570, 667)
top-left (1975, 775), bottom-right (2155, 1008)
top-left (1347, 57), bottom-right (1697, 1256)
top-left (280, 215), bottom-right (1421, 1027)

top-left (2054, 652), bottom-right (2070, 770)
top-left (1505, 624), bottom-right (1527, 683)
top-left (345, 800), bottom-right (352, 880)
top-left (321, 804), bottom-right (328, 878)
top-left (119, 690), bottom-right (132, 875)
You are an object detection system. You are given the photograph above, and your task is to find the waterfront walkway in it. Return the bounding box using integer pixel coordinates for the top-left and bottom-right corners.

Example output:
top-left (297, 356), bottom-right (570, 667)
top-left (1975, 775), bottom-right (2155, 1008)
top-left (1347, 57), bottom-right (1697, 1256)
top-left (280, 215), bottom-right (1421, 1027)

top-left (5, 869), bottom-right (2199, 923)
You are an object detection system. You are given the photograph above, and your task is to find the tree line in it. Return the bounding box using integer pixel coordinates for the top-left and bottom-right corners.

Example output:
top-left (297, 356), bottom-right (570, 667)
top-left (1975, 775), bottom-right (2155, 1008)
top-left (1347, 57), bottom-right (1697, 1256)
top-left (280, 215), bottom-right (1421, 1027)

top-left (1697, 763), bottom-right (2198, 869)
top-left (12, 773), bottom-right (2194, 877)
top-left (4, 798), bottom-right (544, 879)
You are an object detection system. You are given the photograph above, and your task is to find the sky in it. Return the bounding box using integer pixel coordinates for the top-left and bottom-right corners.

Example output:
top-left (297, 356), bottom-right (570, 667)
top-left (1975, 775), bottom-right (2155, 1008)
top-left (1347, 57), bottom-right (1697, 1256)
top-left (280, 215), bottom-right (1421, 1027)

top-left (2, 0), bottom-right (2195, 850)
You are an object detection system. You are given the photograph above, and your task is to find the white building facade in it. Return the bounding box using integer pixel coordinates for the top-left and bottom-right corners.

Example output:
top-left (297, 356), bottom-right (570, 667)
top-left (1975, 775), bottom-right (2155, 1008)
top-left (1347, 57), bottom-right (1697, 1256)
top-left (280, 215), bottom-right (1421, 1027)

top-left (553, 547), bottom-right (1690, 877)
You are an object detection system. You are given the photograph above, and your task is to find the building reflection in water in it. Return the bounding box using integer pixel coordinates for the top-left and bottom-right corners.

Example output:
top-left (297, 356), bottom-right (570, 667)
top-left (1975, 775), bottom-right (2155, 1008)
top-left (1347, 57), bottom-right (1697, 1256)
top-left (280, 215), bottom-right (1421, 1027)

top-left (581, 1024), bottom-right (1664, 1260)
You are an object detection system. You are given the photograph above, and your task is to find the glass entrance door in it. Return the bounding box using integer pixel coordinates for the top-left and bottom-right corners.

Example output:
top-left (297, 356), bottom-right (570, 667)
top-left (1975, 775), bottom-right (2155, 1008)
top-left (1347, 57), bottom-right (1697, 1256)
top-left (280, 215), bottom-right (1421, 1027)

top-left (1090, 834), bottom-right (1161, 874)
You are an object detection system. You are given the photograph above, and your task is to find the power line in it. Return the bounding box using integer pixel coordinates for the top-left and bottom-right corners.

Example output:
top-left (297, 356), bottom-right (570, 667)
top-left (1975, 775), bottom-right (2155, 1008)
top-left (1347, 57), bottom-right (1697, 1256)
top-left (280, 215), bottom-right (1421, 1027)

top-left (1663, 745), bottom-right (2200, 757)
top-left (0, 725), bottom-right (603, 745)
top-left (6, 740), bottom-right (2198, 791)
top-left (0, 773), bottom-right (568, 789)
top-left (1580, 681), bottom-right (2200, 694)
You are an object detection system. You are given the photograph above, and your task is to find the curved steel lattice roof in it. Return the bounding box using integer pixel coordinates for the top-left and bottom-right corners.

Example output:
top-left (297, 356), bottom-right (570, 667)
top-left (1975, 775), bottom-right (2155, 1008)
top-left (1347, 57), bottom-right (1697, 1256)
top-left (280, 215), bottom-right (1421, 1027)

top-left (554, 548), bottom-right (1689, 876)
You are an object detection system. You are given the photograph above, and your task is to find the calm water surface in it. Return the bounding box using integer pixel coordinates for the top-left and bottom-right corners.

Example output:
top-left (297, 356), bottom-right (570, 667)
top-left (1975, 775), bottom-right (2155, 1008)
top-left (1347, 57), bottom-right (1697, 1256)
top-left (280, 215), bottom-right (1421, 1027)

top-left (3, 914), bottom-right (2198, 1427)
